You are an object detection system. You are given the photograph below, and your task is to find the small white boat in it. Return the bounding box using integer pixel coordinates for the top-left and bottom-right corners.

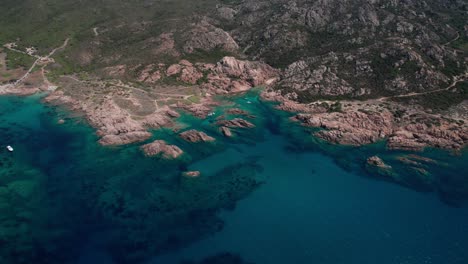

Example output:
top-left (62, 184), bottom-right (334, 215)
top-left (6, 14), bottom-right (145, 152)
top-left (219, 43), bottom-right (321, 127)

top-left (207, 112), bottom-right (215, 117)
top-left (6, 145), bottom-right (13, 152)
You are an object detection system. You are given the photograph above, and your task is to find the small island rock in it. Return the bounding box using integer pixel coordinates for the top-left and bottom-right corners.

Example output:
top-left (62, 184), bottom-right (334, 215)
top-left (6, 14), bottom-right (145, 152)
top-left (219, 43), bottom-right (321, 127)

top-left (141, 140), bottom-right (183, 159)
top-left (220, 126), bottom-right (232, 137)
top-left (366, 156), bottom-right (392, 169)
top-left (216, 118), bottom-right (255, 128)
top-left (179, 129), bottom-right (215, 143)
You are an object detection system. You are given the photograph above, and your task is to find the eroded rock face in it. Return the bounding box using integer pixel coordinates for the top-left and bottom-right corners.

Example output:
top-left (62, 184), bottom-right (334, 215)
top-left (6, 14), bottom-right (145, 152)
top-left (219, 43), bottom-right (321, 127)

top-left (141, 140), bottom-right (183, 159)
top-left (216, 57), bottom-right (279, 86)
top-left (179, 129), bottom-right (215, 143)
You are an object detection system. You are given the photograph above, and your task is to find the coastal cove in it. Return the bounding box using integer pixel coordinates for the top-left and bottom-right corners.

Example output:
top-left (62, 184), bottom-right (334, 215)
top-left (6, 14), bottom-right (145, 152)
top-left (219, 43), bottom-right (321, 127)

top-left (1, 93), bottom-right (468, 264)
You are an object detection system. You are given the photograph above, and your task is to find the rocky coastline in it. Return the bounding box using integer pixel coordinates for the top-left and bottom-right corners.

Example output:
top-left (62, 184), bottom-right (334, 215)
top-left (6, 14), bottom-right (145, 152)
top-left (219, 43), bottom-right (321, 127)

top-left (38, 55), bottom-right (278, 148)
top-left (262, 90), bottom-right (467, 152)
top-left (1, 50), bottom-right (466, 154)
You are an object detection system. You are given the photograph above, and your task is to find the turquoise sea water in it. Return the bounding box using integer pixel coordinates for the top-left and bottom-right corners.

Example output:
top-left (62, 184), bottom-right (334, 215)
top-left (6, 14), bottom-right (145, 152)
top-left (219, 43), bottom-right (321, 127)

top-left (1, 93), bottom-right (468, 264)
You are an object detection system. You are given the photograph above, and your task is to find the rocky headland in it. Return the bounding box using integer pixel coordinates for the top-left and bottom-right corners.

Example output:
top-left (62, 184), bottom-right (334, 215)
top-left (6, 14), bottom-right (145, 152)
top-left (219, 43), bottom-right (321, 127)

top-left (263, 90), bottom-right (467, 152)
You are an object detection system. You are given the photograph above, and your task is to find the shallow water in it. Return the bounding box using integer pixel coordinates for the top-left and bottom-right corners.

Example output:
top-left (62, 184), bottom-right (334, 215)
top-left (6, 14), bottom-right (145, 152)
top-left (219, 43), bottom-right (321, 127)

top-left (0, 93), bottom-right (467, 264)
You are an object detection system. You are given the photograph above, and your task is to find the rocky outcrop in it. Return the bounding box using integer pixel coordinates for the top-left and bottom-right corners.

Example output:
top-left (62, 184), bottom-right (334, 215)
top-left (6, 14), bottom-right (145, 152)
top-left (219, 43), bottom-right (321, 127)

top-left (220, 126), bottom-right (233, 137)
top-left (141, 140), bottom-right (184, 159)
top-left (179, 129), bottom-right (215, 143)
top-left (176, 99), bottom-right (219, 118)
top-left (166, 60), bottom-right (205, 84)
top-left (217, 118), bottom-right (255, 129)
top-left (276, 41), bottom-right (452, 102)
top-left (158, 56), bottom-right (279, 93)
top-left (279, 93), bottom-right (468, 151)
top-left (100, 131), bottom-right (152, 146)
top-left (294, 109), bottom-right (394, 146)
top-left (387, 133), bottom-right (427, 152)
top-left (137, 64), bottom-right (164, 84)
top-left (148, 33), bottom-right (180, 58)
top-left (388, 119), bottom-right (467, 151)
top-left (183, 20), bottom-right (239, 53)
top-left (45, 90), bottom-right (177, 146)
top-left (179, 56), bottom-right (280, 94)
top-left (227, 108), bottom-right (249, 116)
top-left (217, 7), bottom-right (237, 21)
top-left (226, 108), bottom-right (255, 118)
top-left (367, 156), bottom-right (392, 170)
top-left (365, 155), bottom-right (396, 179)
top-left (280, 60), bottom-right (355, 97)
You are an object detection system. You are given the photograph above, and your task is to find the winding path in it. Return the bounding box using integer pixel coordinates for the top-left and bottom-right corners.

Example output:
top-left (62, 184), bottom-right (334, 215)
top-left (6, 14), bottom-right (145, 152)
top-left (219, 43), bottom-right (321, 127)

top-left (4, 38), bottom-right (70, 87)
top-left (443, 31), bottom-right (460, 47)
top-left (377, 72), bottom-right (468, 102)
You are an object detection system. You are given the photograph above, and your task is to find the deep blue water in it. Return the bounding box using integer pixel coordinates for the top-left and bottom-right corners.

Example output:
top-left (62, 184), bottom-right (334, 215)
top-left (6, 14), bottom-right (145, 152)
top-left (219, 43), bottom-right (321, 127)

top-left (1, 93), bottom-right (468, 264)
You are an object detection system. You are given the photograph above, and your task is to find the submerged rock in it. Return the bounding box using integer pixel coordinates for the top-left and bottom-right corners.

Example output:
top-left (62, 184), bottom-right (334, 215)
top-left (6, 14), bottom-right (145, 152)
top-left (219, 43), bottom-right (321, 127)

top-left (226, 108), bottom-right (249, 115)
top-left (396, 156), bottom-right (421, 166)
top-left (188, 252), bottom-right (253, 264)
top-left (365, 156), bottom-right (398, 180)
top-left (141, 140), bottom-right (183, 159)
top-left (182, 171), bottom-right (201, 178)
top-left (179, 129), bottom-right (215, 143)
top-left (226, 108), bottom-right (255, 118)
top-left (367, 156), bottom-right (392, 170)
top-left (406, 154), bottom-right (437, 164)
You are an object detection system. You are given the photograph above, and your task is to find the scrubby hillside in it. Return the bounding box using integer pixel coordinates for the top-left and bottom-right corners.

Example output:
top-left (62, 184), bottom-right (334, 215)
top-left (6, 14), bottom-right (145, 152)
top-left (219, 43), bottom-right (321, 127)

top-left (1, 0), bottom-right (467, 107)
